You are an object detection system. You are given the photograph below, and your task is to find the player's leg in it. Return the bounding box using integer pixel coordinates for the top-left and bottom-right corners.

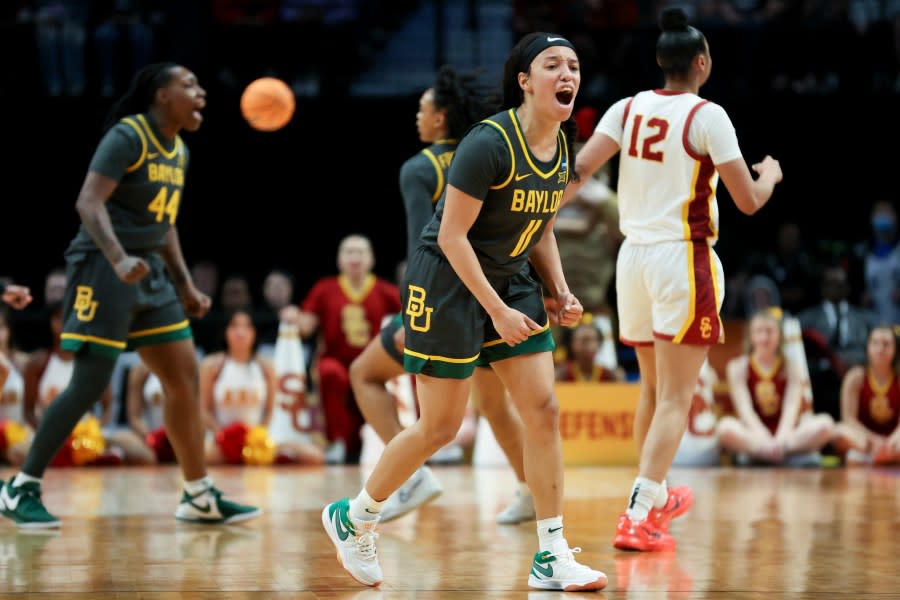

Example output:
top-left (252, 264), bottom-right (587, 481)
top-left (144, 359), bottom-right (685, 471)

top-left (491, 352), bottom-right (607, 591)
top-left (472, 366), bottom-right (534, 524)
top-left (1, 352), bottom-right (115, 528)
top-left (139, 338), bottom-right (260, 524)
top-left (353, 319), bottom-right (443, 523)
top-left (323, 374), bottom-right (471, 587)
top-left (349, 327), bottom-right (406, 445)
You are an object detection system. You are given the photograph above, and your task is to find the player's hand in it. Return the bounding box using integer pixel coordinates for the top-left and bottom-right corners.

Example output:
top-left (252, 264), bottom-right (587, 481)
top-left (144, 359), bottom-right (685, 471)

top-left (491, 305), bottom-right (540, 347)
top-left (180, 284), bottom-right (211, 318)
top-left (553, 291), bottom-right (583, 327)
top-left (114, 256), bottom-right (149, 284)
top-left (752, 155), bottom-right (783, 184)
top-left (279, 305), bottom-right (300, 325)
top-left (1, 284), bottom-right (32, 310)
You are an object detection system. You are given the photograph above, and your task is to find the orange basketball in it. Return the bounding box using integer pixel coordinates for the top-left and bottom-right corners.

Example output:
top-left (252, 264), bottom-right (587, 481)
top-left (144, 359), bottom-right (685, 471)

top-left (240, 77), bottom-right (295, 132)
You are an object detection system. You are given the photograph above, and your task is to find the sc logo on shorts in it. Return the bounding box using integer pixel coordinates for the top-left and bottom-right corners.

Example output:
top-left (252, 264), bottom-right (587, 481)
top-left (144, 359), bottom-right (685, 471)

top-left (405, 285), bottom-right (433, 332)
top-left (74, 286), bottom-right (98, 322)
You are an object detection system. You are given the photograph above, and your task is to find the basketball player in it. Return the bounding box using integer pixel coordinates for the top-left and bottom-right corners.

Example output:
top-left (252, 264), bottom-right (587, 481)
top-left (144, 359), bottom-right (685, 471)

top-left (0, 62), bottom-right (259, 528)
top-left (567, 7), bottom-right (783, 551)
top-left (349, 66), bottom-right (535, 525)
top-left (323, 33), bottom-right (608, 591)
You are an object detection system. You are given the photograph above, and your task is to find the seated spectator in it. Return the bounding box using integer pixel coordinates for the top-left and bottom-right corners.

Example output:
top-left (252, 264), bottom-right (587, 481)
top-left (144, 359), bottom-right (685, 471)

top-left (831, 325), bottom-right (900, 466)
top-left (717, 309), bottom-right (834, 466)
top-left (554, 320), bottom-right (626, 382)
top-left (200, 308), bottom-right (322, 465)
top-left (860, 201), bottom-right (900, 327)
top-left (281, 234), bottom-right (401, 464)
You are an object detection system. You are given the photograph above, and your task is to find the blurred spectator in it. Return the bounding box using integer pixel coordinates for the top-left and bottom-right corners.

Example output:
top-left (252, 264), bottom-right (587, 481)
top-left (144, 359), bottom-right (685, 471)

top-left (831, 324), bottom-right (900, 465)
top-left (798, 265), bottom-right (879, 420)
top-left (255, 268), bottom-right (295, 353)
top-left (727, 222), bottom-right (819, 318)
top-left (210, 0), bottom-right (279, 90)
top-left (282, 234), bottom-right (401, 463)
top-left (717, 309), bottom-right (834, 466)
top-left (860, 201), bottom-right (900, 327)
top-left (188, 259), bottom-right (220, 355)
top-left (554, 321), bottom-right (626, 383)
top-left (18, 0), bottom-right (90, 96)
top-left (92, 0), bottom-right (159, 96)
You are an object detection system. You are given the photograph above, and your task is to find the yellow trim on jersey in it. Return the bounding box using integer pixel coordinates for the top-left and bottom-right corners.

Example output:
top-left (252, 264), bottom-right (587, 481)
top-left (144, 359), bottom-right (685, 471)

top-left (128, 320), bottom-right (191, 339)
top-left (421, 148), bottom-right (445, 202)
top-left (681, 161), bottom-right (702, 240)
top-left (710, 246), bottom-right (724, 339)
top-left (60, 332), bottom-right (127, 349)
top-left (673, 243), bottom-right (697, 343)
top-left (338, 274), bottom-right (376, 304)
top-left (121, 117), bottom-right (148, 173)
top-left (481, 118), bottom-right (515, 189)
top-left (510, 219), bottom-right (542, 257)
top-left (509, 109), bottom-right (562, 179)
top-left (403, 348), bottom-right (480, 363)
top-left (136, 114), bottom-right (182, 160)
top-left (481, 319), bottom-right (551, 348)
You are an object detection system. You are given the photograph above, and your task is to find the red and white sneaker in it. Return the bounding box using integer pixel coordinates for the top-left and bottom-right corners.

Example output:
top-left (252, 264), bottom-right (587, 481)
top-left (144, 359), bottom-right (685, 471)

top-left (648, 485), bottom-right (693, 532)
top-left (613, 514), bottom-right (676, 552)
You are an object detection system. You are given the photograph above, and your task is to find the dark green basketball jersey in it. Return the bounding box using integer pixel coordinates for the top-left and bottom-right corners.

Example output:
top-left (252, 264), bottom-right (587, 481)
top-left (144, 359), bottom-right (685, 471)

top-left (67, 113), bottom-right (190, 255)
top-left (399, 138), bottom-right (457, 260)
top-left (418, 109), bottom-right (569, 278)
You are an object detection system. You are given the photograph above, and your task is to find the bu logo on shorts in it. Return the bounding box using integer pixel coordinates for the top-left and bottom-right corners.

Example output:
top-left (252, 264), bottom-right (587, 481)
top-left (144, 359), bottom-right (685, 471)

top-left (74, 286), bottom-right (98, 321)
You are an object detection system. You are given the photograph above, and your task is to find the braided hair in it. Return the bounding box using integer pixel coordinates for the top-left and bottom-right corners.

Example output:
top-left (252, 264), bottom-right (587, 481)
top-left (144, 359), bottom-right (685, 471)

top-left (102, 62), bottom-right (179, 132)
top-left (431, 65), bottom-right (497, 139)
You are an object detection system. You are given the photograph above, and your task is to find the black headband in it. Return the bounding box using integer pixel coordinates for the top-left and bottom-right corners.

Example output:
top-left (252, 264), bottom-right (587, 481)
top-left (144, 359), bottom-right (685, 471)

top-left (519, 33), bottom-right (577, 73)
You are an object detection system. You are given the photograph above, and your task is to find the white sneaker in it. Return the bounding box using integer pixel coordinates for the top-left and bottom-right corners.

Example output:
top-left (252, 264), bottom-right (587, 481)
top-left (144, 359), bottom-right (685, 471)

top-left (427, 443), bottom-right (464, 465)
top-left (321, 497), bottom-right (382, 586)
top-left (174, 486), bottom-right (261, 524)
top-left (528, 540), bottom-right (608, 592)
top-left (496, 489), bottom-right (536, 525)
top-left (379, 466), bottom-right (443, 523)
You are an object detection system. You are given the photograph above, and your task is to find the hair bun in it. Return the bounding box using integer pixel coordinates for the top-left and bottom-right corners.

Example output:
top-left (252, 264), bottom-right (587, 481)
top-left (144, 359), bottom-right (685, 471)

top-left (659, 7), bottom-right (689, 32)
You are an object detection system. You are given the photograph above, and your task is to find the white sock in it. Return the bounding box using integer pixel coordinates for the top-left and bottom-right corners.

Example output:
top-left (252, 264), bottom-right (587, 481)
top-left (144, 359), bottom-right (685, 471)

top-left (653, 479), bottom-right (669, 509)
top-left (12, 472), bottom-right (41, 488)
top-left (350, 488), bottom-right (385, 521)
top-left (626, 477), bottom-right (661, 523)
top-left (536, 515), bottom-right (564, 552)
top-left (184, 475), bottom-right (214, 496)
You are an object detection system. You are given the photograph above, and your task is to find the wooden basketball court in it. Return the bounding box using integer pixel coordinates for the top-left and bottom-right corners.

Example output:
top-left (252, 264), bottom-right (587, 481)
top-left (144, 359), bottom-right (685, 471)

top-left (1, 464), bottom-right (897, 598)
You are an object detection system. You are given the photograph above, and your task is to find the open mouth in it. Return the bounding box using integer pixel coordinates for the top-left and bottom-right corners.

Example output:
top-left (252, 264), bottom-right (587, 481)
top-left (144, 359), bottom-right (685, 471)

top-left (556, 90), bottom-right (574, 105)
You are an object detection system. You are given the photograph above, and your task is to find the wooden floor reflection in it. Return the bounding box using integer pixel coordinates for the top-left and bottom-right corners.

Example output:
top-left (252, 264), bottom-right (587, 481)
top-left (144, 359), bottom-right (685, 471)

top-left (0, 465), bottom-right (898, 598)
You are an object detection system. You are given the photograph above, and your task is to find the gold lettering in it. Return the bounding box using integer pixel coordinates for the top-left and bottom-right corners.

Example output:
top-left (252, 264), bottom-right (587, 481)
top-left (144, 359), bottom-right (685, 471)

top-left (524, 190), bottom-right (537, 213)
top-left (148, 163), bottom-right (158, 181)
top-left (700, 316), bottom-right (712, 339)
top-left (73, 286), bottom-right (98, 322)
top-left (511, 189), bottom-right (525, 212)
top-left (406, 284), bottom-right (433, 332)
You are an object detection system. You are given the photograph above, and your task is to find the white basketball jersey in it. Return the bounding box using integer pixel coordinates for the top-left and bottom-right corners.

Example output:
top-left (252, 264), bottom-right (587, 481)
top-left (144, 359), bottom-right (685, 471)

top-left (213, 358), bottom-right (267, 427)
top-left (142, 372), bottom-right (166, 431)
top-left (37, 352), bottom-right (74, 419)
top-left (597, 90), bottom-right (741, 245)
top-left (0, 362), bottom-right (24, 423)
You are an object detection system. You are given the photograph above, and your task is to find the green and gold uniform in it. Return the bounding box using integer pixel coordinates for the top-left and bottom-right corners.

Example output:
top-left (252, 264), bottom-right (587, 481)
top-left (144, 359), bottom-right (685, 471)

top-left (379, 139), bottom-right (458, 364)
top-left (60, 113), bottom-right (193, 359)
top-left (403, 108), bottom-right (569, 378)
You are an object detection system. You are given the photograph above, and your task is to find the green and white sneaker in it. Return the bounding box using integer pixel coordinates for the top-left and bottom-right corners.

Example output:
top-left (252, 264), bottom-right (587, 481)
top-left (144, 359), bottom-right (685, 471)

top-left (0, 479), bottom-right (62, 529)
top-left (528, 540), bottom-right (608, 592)
top-left (174, 486), bottom-right (261, 524)
top-left (321, 497), bottom-right (382, 586)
